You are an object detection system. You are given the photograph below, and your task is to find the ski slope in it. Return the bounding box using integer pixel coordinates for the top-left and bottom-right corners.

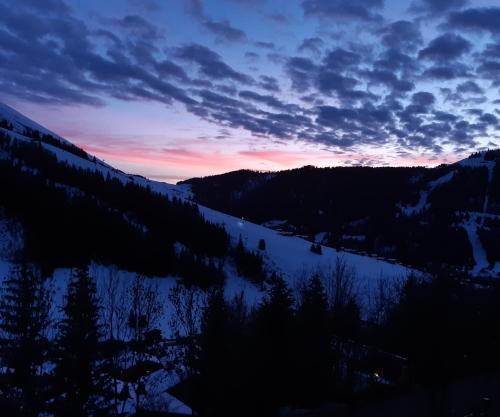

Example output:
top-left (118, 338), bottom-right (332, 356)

top-left (200, 205), bottom-right (412, 308)
top-left (400, 170), bottom-right (456, 216)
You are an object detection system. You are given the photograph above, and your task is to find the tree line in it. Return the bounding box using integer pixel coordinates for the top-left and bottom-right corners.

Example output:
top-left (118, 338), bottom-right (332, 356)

top-left (0, 130), bottom-right (230, 282)
top-left (183, 158), bottom-right (500, 271)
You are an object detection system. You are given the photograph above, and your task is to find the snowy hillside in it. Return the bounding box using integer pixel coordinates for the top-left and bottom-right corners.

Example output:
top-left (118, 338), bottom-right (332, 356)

top-left (185, 149), bottom-right (500, 278)
top-left (0, 102), bottom-right (414, 313)
top-left (0, 102), bottom-right (191, 201)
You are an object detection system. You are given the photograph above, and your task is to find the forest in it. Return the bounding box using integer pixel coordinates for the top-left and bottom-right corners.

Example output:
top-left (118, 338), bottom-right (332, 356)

top-left (183, 158), bottom-right (500, 272)
top-left (2, 261), bottom-right (500, 416)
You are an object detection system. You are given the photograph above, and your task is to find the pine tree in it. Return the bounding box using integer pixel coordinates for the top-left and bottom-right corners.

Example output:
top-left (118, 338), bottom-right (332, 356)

top-left (53, 266), bottom-right (108, 417)
top-left (197, 288), bottom-right (229, 415)
top-left (0, 264), bottom-right (51, 417)
top-left (295, 275), bottom-right (332, 405)
top-left (254, 275), bottom-right (295, 415)
top-left (258, 238), bottom-right (266, 251)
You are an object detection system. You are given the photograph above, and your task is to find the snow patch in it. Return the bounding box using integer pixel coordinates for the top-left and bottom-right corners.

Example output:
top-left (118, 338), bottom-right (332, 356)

top-left (400, 170), bottom-right (456, 216)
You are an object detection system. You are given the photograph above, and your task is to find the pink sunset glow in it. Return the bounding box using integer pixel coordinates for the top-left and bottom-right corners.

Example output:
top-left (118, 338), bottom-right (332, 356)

top-left (4, 99), bottom-right (462, 184)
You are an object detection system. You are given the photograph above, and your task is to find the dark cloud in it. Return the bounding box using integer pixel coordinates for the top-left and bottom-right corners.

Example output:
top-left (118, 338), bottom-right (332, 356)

top-left (448, 7), bottom-right (500, 34)
top-left (412, 91), bottom-right (436, 107)
top-left (418, 33), bottom-right (471, 61)
top-left (185, 0), bottom-right (203, 17)
top-left (456, 80), bottom-right (483, 95)
top-left (421, 63), bottom-right (471, 80)
top-left (285, 57), bottom-right (317, 92)
top-left (441, 86), bottom-right (487, 106)
top-left (374, 49), bottom-right (421, 77)
top-left (258, 75), bottom-right (281, 93)
top-left (323, 48), bottom-right (362, 69)
top-left (188, 89), bottom-right (313, 139)
top-left (0, 0), bottom-right (496, 156)
top-left (302, 0), bottom-right (384, 22)
top-left (476, 61), bottom-right (500, 86)
top-left (203, 19), bottom-right (246, 42)
top-left (255, 41), bottom-right (276, 50)
top-left (363, 69), bottom-right (415, 93)
top-left (479, 113), bottom-right (498, 126)
top-left (155, 60), bottom-right (189, 81)
top-left (298, 37), bottom-right (324, 55)
top-left (314, 103), bottom-right (396, 148)
top-left (317, 72), bottom-right (361, 97)
top-left (185, 0), bottom-right (246, 43)
top-left (0, 5), bottom-right (199, 107)
top-left (379, 20), bottom-right (423, 53)
top-left (175, 44), bottom-right (253, 84)
top-left (268, 14), bottom-right (289, 24)
top-left (482, 42), bottom-right (500, 59)
top-left (410, 0), bottom-right (468, 14)
top-left (245, 51), bottom-right (259, 60)
top-left (115, 15), bottom-right (161, 40)
top-left (239, 90), bottom-right (298, 112)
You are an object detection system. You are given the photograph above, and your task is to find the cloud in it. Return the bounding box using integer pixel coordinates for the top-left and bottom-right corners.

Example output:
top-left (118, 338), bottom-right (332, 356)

top-left (323, 48), bottom-right (362, 69)
top-left (285, 57), bottom-right (317, 92)
top-left (479, 113), bottom-right (498, 126)
top-left (203, 19), bottom-right (246, 42)
top-left (410, 0), bottom-right (468, 14)
top-left (175, 44), bottom-right (253, 84)
top-left (363, 69), bottom-right (415, 93)
top-left (412, 91), bottom-right (436, 107)
top-left (268, 14), bottom-right (289, 24)
top-left (298, 37), bottom-right (324, 55)
top-left (421, 63), bottom-right (471, 80)
top-left (0, 0), bottom-right (497, 158)
top-left (379, 20), bottom-right (423, 53)
top-left (185, 0), bottom-right (246, 42)
top-left (115, 15), bottom-right (161, 40)
top-left (476, 61), bottom-right (500, 86)
top-left (239, 90), bottom-right (298, 111)
top-left (456, 80), bottom-right (483, 95)
top-left (258, 75), bottom-right (281, 93)
top-left (302, 0), bottom-right (384, 22)
top-left (255, 41), bottom-right (275, 50)
top-left (185, 0), bottom-right (203, 17)
top-left (418, 33), bottom-right (471, 61)
top-left (448, 7), bottom-right (500, 34)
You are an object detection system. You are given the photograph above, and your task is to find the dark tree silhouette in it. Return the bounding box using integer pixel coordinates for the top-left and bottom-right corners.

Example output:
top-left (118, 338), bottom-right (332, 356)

top-left (0, 264), bottom-right (51, 417)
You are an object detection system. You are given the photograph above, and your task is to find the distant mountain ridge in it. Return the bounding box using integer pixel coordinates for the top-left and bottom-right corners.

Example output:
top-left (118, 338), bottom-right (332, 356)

top-left (183, 149), bottom-right (500, 277)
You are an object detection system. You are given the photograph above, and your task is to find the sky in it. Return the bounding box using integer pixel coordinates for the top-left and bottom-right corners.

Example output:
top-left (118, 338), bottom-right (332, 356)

top-left (0, 0), bottom-right (499, 182)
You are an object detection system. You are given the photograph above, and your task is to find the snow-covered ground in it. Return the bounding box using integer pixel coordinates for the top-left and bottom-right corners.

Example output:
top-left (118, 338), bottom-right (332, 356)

top-left (456, 153), bottom-right (498, 276)
top-left (399, 170), bottom-right (456, 216)
top-left (199, 205), bottom-right (413, 310)
top-left (461, 214), bottom-right (490, 275)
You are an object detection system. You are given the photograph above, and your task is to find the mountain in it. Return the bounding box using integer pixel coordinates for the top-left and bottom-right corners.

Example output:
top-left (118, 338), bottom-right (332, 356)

top-left (182, 150), bottom-right (500, 278)
top-left (2, 103), bottom-right (499, 416)
top-left (0, 102), bottom-right (409, 310)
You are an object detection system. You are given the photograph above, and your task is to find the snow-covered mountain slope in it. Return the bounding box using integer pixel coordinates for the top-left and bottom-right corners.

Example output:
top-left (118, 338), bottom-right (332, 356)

top-left (0, 102), bottom-right (415, 313)
top-left (201, 205), bottom-right (411, 308)
top-left (0, 102), bottom-right (191, 200)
